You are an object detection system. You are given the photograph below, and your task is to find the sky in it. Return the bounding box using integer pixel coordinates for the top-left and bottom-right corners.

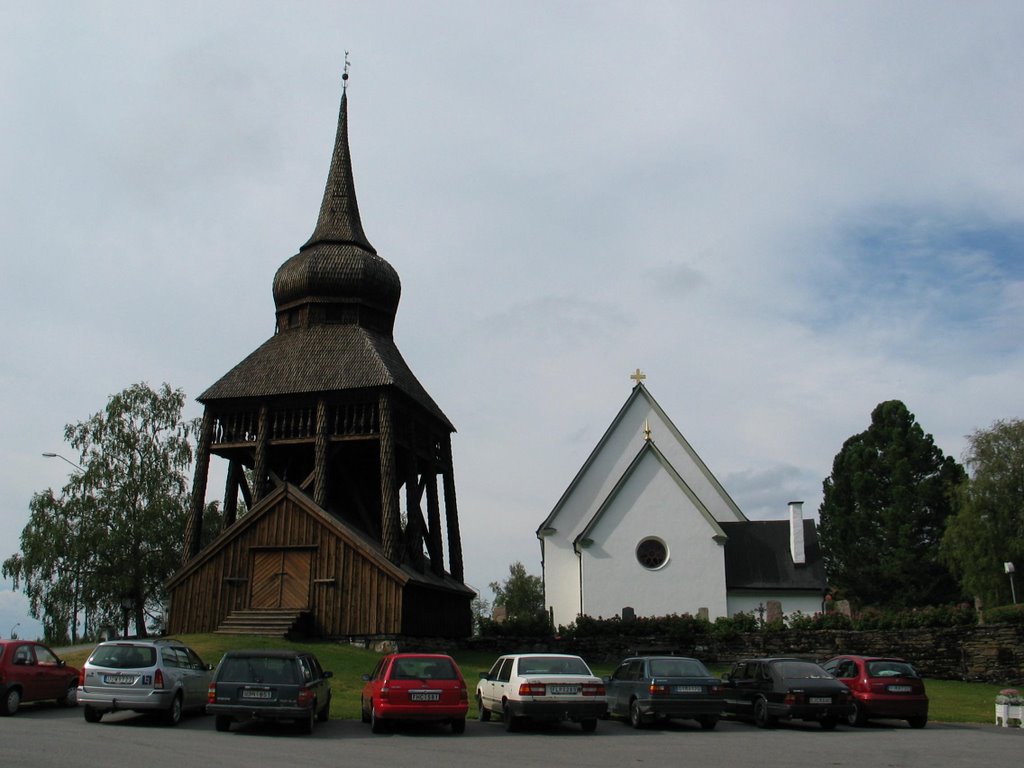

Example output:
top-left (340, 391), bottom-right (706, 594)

top-left (2, 1), bottom-right (1022, 641)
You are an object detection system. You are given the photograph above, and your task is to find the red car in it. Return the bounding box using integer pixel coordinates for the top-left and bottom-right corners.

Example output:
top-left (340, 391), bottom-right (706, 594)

top-left (361, 653), bottom-right (469, 734)
top-left (822, 655), bottom-right (928, 728)
top-left (0, 639), bottom-right (80, 715)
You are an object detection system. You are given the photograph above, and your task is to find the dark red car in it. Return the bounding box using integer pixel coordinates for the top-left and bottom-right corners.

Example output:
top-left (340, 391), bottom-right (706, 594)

top-left (0, 639), bottom-right (80, 715)
top-left (361, 653), bottom-right (469, 734)
top-left (822, 655), bottom-right (928, 728)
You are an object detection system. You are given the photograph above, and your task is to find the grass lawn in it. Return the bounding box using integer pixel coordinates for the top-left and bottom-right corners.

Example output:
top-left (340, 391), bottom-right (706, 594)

top-left (61, 635), bottom-right (1011, 725)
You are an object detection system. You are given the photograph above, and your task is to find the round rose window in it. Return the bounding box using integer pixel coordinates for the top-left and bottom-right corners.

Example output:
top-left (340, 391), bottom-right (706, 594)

top-left (636, 537), bottom-right (668, 570)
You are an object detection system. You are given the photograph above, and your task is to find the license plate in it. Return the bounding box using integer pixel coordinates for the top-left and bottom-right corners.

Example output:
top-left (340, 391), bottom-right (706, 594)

top-left (809, 697), bottom-right (831, 705)
top-left (888, 685), bottom-right (912, 693)
top-left (104, 674), bottom-right (135, 685)
top-left (673, 685), bottom-right (703, 694)
top-left (241, 689), bottom-right (273, 700)
top-left (409, 691), bottom-right (441, 702)
top-left (549, 685), bottom-right (580, 695)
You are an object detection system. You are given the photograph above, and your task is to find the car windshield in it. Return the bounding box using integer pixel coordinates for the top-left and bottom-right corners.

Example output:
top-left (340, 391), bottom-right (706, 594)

top-left (867, 660), bottom-right (919, 678)
top-left (649, 659), bottom-right (710, 678)
top-left (517, 656), bottom-right (591, 676)
top-left (776, 661), bottom-right (831, 680)
top-left (219, 656), bottom-right (299, 685)
top-left (89, 645), bottom-right (157, 669)
top-left (389, 658), bottom-right (458, 680)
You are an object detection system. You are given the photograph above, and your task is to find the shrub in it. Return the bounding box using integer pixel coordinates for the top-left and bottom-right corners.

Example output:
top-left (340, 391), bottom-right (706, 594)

top-left (985, 604), bottom-right (1024, 625)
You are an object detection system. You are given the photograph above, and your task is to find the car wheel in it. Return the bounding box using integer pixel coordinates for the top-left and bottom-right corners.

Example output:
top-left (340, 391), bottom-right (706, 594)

top-left (317, 694), bottom-right (331, 722)
top-left (754, 698), bottom-right (774, 729)
top-left (477, 693), bottom-right (490, 722)
top-left (1, 687), bottom-right (21, 716)
top-left (58, 681), bottom-right (78, 707)
top-left (581, 718), bottom-right (597, 733)
top-left (820, 716), bottom-right (838, 731)
top-left (215, 715), bottom-right (232, 732)
top-left (908, 716), bottom-right (928, 729)
top-left (502, 702), bottom-right (520, 732)
top-left (164, 693), bottom-right (183, 726)
top-left (83, 705), bottom-right (102, 723)
top-left (698, 715), bottom-right (719, 730)
top-left (370, 704), bottom-right (386, 734)
top-left (452, 717), bottom-right (466, 734)
top-left (847, 700), bottom-right (867, 727)
top-left (629, 698), bottom-right (645, 729)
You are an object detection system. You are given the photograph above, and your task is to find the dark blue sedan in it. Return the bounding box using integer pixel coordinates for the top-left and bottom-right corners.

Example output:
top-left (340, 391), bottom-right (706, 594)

top-left (605, 656), bottom-right (726, 729)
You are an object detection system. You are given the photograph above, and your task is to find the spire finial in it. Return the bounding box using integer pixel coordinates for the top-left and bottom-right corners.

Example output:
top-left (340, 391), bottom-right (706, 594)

top-left (643, 419), bottom-right (652, 442)
top-left (630, 368), bottom-right (647, 387)
top-left (342, 51), bottom-right (350, 90)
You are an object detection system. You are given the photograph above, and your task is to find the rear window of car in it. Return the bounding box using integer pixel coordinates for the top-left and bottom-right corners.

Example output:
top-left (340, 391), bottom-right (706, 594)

top-left (89, 645), bottom-right (157, 669)
top-left (517, 656), bottom-right (592, 676)
top-left (388, 657), bottom-right (458, 680)
top-left (649, 659), bottom-right (709, 677)
top-left (219, 656), bottom-right (299, 685)
top-left (867, 660), bottom-right (918, 678)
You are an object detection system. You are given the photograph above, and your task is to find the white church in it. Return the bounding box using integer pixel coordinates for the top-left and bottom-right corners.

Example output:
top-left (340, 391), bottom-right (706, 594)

top-left (536, 371), bottom-right (828, 628)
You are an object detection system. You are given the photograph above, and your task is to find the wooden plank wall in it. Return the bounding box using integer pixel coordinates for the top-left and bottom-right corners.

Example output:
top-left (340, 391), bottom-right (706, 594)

top-left (168, 496), bottom-right (404, 636)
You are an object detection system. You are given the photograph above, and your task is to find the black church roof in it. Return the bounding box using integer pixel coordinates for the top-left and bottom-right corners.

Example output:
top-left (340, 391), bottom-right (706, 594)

top-left (721, 519), bottom-right (827, 592)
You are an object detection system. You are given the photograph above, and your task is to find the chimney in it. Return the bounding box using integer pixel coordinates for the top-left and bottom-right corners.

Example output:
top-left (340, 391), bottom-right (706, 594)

top-left (789, 501), bottom-right (806, 566)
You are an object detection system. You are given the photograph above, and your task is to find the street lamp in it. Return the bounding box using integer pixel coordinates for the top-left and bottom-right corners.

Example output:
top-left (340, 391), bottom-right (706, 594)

top-left (9, 623), bottom-right (19, 639)
top-left (1006, 562), bottom-right (1017, 605)
top-left (42, 452), bottom-right (85, 474)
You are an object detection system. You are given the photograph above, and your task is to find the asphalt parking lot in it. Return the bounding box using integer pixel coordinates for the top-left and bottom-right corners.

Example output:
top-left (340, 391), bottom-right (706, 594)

top-left (6, 702), bottom-right (1022, 768)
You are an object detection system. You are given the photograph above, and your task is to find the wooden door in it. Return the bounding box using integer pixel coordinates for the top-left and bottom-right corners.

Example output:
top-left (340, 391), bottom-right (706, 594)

top-left (250, 549), bottom-right (312, 609)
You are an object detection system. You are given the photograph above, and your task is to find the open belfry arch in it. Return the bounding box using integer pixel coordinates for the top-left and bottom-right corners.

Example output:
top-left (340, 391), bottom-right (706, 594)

top-left (167, 72), bottom-right (472, 638)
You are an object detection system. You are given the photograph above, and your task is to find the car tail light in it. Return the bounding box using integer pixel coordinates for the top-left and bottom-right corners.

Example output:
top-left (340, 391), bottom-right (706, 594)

top-left (783, 690), bottom-right (806, 705)
top-left (79, 667), bottom-right (86, 686)
top-left (207, 683), bottom-right (217, 704)
top-left (379, 686), bottom-right (390, 701)
top-left (649, 683), bottom-right (670, 695)
top-left (708, 684), bottom-right (724, 696)
top-left (459, 685), bottom-right (468, 703)
top-left (154, 668), bottom-right (165, 689)
top-left (296, 687), bottom-right (314, 707)
top-left (518, 682), bottom-right (546, 696)
top-left (582, 683), bottom-right (605, 696)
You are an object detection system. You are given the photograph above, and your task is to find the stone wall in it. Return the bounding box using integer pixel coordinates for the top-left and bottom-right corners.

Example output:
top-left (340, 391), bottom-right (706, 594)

top-left (455, 623), bottom-right (1024, 683)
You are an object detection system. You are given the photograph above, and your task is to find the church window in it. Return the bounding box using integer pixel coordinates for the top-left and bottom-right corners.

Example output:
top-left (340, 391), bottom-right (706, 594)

top-left (636, 537), bottom-right (668, 570)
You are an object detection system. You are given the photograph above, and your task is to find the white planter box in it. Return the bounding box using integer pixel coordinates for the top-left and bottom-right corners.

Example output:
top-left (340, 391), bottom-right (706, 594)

top-left (995, 702), bottom-right (1024, 727)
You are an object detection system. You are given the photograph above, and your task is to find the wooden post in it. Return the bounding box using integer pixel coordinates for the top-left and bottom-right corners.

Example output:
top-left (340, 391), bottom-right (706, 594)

top-left (183, 411), bottom-right (212, 562)
top-left (441, 435), bottom-right (464, 582)
top-left (378, 393), bottom-right (401, 562)
top-left (253, 405), bottom-right (269, 503)
top-left (314, 398), bottom-right (328, 507)
top-left (222, 459), bottom-right (239, 529)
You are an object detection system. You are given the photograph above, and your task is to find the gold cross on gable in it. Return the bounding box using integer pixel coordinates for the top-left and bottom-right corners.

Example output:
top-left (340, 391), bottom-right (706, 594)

top-left (630, 368), bottom-right (646, 385)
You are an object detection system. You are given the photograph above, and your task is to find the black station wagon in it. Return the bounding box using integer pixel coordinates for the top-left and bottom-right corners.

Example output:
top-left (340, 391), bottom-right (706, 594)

top-left (722, 657), bottom-right (853, 730)
top-left (207, 649), bottom-right (333, 734)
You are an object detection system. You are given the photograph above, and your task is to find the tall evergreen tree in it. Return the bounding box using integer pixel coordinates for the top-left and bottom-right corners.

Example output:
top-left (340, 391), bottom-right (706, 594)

top-left (941, 418), bottom-right (1024, 607)
top-left (818, 400), bottom-right (966, 608)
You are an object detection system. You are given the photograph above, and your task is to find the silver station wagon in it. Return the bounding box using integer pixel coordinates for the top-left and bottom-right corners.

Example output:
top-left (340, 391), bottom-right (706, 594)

top-left (78, 638), bottom-right (212, 725)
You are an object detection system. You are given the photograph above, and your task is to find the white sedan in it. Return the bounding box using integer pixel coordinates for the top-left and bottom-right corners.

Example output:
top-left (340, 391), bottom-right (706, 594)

top-left (475, 653), bottom-right (606, 732)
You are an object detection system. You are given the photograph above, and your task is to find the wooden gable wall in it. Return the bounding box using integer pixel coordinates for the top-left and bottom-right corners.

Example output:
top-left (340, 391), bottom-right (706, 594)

top-left (167, 488), bottom-right (405, 637)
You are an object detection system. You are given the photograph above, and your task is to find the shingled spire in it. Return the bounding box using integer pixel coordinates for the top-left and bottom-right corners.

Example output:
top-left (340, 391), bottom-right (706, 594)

top-left (302, 87), bottom-right (375, 253)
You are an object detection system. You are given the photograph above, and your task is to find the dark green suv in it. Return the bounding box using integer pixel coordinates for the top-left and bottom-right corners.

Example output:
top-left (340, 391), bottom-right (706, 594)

top-left (207, 649), bottom-right (332, 734)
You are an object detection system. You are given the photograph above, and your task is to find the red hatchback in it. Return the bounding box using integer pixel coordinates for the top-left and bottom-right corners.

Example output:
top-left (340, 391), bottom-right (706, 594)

top-left (822, 655), bottom-right (928, 728)
top-left (0, 640), bottom-right (80, 715)
top-left (361, 653), bottom-right (469, 734)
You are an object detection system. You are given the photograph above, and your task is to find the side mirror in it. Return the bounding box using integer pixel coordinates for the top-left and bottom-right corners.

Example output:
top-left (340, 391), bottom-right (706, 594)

top-left (58, 660), bottom-right (67, 668)
top-left (478, 672), bottom-right (490, 681)
top-left (323, 671), bottom-right (333, 679)
top-left (361, 674), bottom-right (371, 682)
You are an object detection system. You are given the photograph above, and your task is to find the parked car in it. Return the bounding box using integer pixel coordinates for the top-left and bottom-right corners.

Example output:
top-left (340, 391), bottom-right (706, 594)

top-left (78, 638), bottom-right (212, 725)
top-left (721, 657), bottom-right (853, 730)
top-left (360, 653), bottom-right (469, 733)
top-left (207, 649), bottom-right (332, 734)
top-left (476, 653), bottom-right (606, 732)
top-left (0, 639), bottom-right (79, 716)
top-left (822, 655), bottom-right (928, 728)
top-left (605, 655), bottom-right (726, 729)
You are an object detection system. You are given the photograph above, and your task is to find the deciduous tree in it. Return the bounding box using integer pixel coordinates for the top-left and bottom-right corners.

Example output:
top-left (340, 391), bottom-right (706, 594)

top-left (489, 561), bottom-right (547, 628)
top-left (3, 383), bottom-right (194, 641)
top-left (818, 400), bottom-right (966, 608)
top-left (941, 418), bottom-right (1024, 608)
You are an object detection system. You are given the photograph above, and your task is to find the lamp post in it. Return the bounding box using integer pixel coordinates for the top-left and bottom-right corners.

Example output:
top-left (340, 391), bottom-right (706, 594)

top-left (1006, 562), bottom-right (1017, 605)
top-left (9, 623), bottom-right (19, 639)
top-left (42, 452), bottom-right (85, 474)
